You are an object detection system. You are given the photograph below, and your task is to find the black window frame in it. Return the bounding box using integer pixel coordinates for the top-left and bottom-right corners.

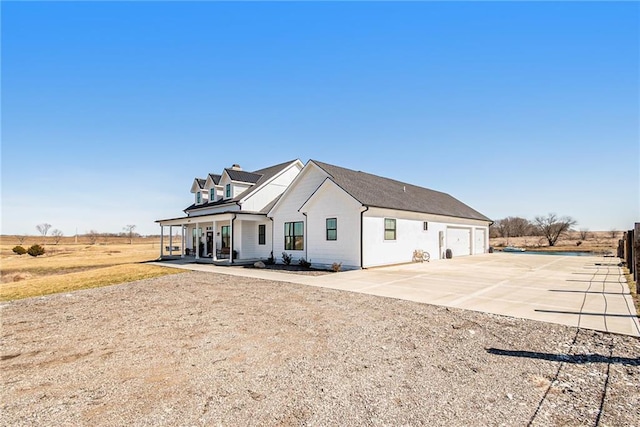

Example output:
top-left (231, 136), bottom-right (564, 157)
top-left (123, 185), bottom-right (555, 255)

top-left (384, 218), bottom-right (396, 240)
top-left (284, 221), bottom-right (304, 250)
top-left (221, 225), bottom-right (230, 248)
top-left (423, 221), bottom-right (429, 231)
top-left (326, 218), bottom-right (337, 241)
top-left (258, 224), bottom-right (266, 245)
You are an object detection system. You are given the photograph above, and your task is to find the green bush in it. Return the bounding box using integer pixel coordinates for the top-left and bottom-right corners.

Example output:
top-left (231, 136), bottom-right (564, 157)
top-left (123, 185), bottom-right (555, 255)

top-left (298, 257), bottom-right (311, 268)
top-left (27, 244), bottom-right (45, 257)
top-left (281, 252), bottom-right (292, 265)
top-left (12, 245), bottom-right (27, 255)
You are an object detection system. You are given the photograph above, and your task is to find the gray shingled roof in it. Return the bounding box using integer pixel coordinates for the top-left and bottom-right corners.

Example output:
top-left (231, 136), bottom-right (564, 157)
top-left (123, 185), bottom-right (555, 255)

top-left (311, 160), bottom-right (491, 222)
top-left (208, 174), bottom-right (221, 185)
top-left (186, 160), bottom-right (300, 213)
top-left (233, 159), bottom-right (300, 202)
top-left (195, 178), bottom-right (206, 189)
top-left (225, 169), bottom-right (262, 184)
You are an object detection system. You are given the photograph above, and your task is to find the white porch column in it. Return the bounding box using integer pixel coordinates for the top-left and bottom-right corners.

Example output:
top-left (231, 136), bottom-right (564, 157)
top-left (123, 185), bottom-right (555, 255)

top-left (203, 227), bottom-right (208, 258)
top-left (169, 226), bottom-right (173, 256)
top-left (159, 225), bottom-right (164, 258)
top-left (181, 225), bottom-right (185, 258)
top-left (229, 219), bottom-right (233, 264)
top-left (212, 220), bottom-right (217, 261)
top-left (195, 222), bottom-right (200, 260)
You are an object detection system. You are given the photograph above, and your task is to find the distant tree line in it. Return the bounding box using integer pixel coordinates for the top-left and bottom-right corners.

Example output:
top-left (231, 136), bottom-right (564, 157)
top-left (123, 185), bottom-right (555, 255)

top-left (490, 213), bottom-right (578, 246)
top-left (14, 223), bottom-right (140, 246)
top-left (85, 228), bottom-right (140, 244)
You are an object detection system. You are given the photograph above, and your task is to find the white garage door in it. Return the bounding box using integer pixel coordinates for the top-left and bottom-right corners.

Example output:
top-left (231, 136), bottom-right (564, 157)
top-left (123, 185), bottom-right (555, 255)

top-left (474, 228), bottom-right (486, 254)
top-left (446, 227), bottom-right (472, 257)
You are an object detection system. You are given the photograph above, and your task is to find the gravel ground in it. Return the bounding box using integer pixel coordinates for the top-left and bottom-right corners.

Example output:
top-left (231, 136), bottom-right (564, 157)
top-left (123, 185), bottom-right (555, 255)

top-left (1, 271), bottom-right (639, 426)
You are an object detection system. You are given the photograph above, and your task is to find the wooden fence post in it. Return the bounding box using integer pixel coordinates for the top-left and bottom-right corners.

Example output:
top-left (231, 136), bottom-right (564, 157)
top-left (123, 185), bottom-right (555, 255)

top-left (635, 223), bottom-right (640, 293)
top-left (624, 230), bottom-right (636, 280)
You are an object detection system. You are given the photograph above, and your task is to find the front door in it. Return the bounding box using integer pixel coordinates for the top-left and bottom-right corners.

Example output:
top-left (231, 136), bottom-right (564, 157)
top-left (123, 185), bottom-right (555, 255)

top-left (206, 232), bottom-right (214, 257)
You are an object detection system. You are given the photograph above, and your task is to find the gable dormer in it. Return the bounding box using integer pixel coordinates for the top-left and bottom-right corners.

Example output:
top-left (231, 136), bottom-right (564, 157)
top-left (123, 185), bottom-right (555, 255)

top-left (190, 178), bottom-right (207, 205)
top-left (219, 164), bottom-right (262, 200)
top-left (184, 160), bottom-right (302, 214)
top-left (204, 173), bottom-right (222, 202)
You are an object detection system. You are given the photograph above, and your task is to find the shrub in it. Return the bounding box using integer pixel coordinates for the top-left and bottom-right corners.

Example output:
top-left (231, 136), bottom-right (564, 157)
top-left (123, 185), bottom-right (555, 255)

top-left (12, 245), bottom-right (27, 255)
top-left (331, 262), bottom-right (342, 272)
top-left (298, 257), bottom-right (311, 268)
top-left (27, 244), bottom-right (45, 257)
top-left (281, 252), bottom-right (292, 265)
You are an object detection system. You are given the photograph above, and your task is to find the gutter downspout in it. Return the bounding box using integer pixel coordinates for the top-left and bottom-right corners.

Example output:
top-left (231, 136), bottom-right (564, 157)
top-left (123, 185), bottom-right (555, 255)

top-left (360, 206), bottom-right (369, 269)
top-left (302, 212), bottom-right (308, 262)
top-left (230, 213), bottom-right (237, 264)
top-left (229, 202), bottom-right (240, 264)
top-left (267, 216), bottom-right (274, 261)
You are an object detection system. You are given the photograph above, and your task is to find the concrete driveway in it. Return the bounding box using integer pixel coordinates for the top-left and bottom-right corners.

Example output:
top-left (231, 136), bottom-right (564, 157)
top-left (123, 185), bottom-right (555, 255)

top-left (153, 253), bottom-right (640, 337)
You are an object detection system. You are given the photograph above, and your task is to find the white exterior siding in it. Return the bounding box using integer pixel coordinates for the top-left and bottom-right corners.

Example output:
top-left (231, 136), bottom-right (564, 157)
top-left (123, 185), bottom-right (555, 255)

top-left (239, 219), bottom-right (272, 259)
top-left (362, 207), bottom-right (490, 267)
top-left (233, 184), bottom-right (250, 198)
top-left (269, 165), bottom-right (329, 263)
top-left (241, 164), bottom-right (302, 212)
top-left (300, 180), bottom-right (362, 269)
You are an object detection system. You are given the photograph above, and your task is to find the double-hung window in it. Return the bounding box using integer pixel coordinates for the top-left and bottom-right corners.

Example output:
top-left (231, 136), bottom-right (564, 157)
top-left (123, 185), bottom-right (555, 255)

top-left (326, 218), bottom-right (337, 240)
top-left (384, 218), bottom-right (396, 240)
top-left (196, 192), bottom-right (201, 204)
top-left (210, 188), bottom-right (216, 201)
top-left (225, 184), bottom-right (231, 198)
top-left (258, 224), bottom-right (266, 245)
top-left (284, 221), bottom-right (304, 250)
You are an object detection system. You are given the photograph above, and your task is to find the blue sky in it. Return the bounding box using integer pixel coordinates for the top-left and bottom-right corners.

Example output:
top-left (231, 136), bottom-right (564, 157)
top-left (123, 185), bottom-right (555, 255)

top-left (2, 1), bottom-right (638, 236)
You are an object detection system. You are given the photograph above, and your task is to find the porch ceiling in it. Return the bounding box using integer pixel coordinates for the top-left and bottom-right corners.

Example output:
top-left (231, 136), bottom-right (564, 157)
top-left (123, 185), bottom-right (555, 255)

top-left (157, 212), bottom-right (267, 226)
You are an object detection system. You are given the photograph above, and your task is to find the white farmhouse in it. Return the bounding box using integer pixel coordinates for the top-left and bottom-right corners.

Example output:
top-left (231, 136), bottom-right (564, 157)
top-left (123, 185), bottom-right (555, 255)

top-left (156, 159), bottom-right (492, 269)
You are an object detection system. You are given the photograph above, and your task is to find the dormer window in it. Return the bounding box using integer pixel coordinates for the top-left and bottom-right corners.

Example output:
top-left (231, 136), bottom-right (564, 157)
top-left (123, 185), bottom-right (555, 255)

top-left (210, 188), bottom-right (216, 202)
top-left (225, 184), bottom-right (231, 199)
top-left (196, 192), bottom-right (202, 204)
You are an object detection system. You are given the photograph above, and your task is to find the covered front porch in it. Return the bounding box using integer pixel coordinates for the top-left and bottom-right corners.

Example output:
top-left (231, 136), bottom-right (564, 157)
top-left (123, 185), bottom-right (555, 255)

top-left (156, 212), bottom-right (272, 264)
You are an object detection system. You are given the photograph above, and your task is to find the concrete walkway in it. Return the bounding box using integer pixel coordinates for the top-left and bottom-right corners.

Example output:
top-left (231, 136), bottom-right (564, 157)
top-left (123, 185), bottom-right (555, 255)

top-left (151, 253), bottom-right (640, 337)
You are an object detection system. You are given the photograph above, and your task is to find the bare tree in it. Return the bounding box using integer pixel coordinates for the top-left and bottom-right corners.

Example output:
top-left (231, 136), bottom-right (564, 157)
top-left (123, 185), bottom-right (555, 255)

top-left (86, 230), bottom-right (99, 245)
top-left (123, 225), bottom-right (137, 244)
top-left (51, 229), bottom-right (64, 244)
top-left (491, 217), bottom-right (534, 238)
top-left (507, 217), bottom-right (533, 237)
top-left (609, 228), bottom-right (618, 239)
top-left (579, 228), bottom-right (589, 240)
top-left (489, 219), bottom-right (507, 237)
top-left (36, 223), bottom-right (52, 245)
top-left (534, 213), bottom-right (577, 246)
top-left (16, 235), bottom-right (27, 245)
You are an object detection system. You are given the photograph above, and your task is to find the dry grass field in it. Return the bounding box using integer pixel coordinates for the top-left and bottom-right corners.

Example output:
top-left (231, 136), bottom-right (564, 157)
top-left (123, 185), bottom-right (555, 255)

top-left (490, 230), bottom-right (620, 254)
top-left (0, 236), bottom-right (182, 301)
